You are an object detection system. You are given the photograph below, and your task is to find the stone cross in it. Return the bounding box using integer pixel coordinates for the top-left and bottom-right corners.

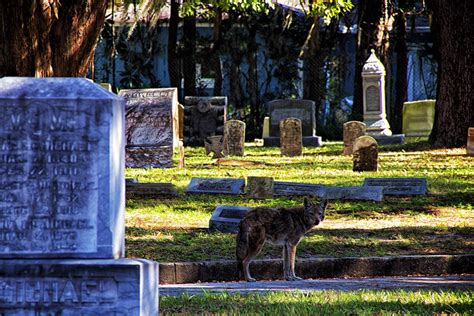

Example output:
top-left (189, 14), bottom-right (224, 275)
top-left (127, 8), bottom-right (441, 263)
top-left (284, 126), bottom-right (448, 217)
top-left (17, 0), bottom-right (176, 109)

top-left (362, 50), bottom-right (392, 137)
top-left (280, 117), bottom-right (303, 156)
top-left (353, 135), bottom-right (378, 172)
top-left (205, 135), bottom-right (225, 159)
top-left (223, 120), bottom-right (246, 156)
top-left (467, 127), bottom-right (474, 156)
top-left (343, 121), bottom-right (366, 155)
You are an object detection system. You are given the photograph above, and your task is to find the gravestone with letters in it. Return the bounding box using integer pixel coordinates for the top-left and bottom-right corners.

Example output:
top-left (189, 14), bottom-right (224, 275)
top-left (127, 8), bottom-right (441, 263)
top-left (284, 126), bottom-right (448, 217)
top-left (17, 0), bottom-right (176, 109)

top-left (280, 118), bottom-right (303, 156)
top-left (353, 135), bottom-right (378, 172)
top-left (223, 120), bottom-right (246, 156)
top-left (209, 205), bottom-right (252, 233)
top-left (264, 99), bottom-right (322, 146)
top-left (186, 177), bottom-right (245, 195)
top-left (0, 77), bottom-right (158, 314)
top-left (119, 88), bottom-right (179, 168)
top-left (363, 178), bottom-right (427, 196)
top-left (183, 96), bottom-right (227, 146)
top-left (343, 121), bottom-right (366, 155)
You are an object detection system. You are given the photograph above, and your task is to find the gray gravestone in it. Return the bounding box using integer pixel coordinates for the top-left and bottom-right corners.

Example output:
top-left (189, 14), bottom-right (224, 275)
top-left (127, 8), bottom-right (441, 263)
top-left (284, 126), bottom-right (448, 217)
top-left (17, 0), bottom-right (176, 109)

top-left (343, 121), bottom-right (366, 155)
top-left (247, 176), bottom-right (274, 199)
top-left (467, 127), bottom-right (474, 156)
top-left (325, 186), bottom-right (384, 201)
top-left (119, 88), bottom-right (179, 168)
top-left (209, 205), bottom-right (252, 233)
top-left (223, 120), bottom-right (246, 156)
top-left (186, 177), bottom-right (245, 195)
top-left (280, 118), bottom-right (303, 156)
top-left (183, 96), bottom-right (227, 146)
top-left (0, 77), bottom-right (159, 314)
top-left (274, 182), bottom-right (326, 197)
top-left (353, 135), bottom-right (378, 172)
top-left (363, 178), bottom-right (428, 196)
top-left (264, 99), bottom-right (322, 147)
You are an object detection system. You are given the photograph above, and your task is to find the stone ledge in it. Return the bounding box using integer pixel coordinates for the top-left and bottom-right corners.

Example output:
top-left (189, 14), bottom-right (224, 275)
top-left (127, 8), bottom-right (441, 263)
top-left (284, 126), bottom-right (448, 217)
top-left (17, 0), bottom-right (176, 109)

top-left (159, 254), bottom-right (473, 284)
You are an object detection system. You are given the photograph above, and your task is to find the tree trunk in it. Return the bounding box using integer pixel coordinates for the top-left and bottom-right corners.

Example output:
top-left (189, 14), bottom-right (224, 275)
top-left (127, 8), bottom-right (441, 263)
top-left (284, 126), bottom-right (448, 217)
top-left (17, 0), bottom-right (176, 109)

top-left (168, 0), bottom-right (181, 99)
top-left (427, 1), bottom-right (474, 147)
top-left (247, 26), bottom-right (259, 132)
top-left (0, 0), bottom-right (107, 77)
top-left (211, 8), bottom-right (223, 96)
top-left (352, 0), bottom-right (391, 121)
top-left (392, 3), bottom-right (408, 134)
top-left (182, 5), bottom-right (197, 96)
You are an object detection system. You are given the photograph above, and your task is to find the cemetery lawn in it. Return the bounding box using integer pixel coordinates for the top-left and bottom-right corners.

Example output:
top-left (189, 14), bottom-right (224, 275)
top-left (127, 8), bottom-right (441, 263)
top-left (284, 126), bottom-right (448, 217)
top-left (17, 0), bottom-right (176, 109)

top-left (125, 141), bottom-right (473, 262)
top-left (160, 289), bottom-right (473, 315)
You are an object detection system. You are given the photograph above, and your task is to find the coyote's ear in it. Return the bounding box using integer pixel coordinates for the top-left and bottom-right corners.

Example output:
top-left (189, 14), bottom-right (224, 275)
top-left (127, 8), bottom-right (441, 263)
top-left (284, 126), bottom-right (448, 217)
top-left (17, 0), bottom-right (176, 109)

top-left (319, 199), bottom-right (328, 210)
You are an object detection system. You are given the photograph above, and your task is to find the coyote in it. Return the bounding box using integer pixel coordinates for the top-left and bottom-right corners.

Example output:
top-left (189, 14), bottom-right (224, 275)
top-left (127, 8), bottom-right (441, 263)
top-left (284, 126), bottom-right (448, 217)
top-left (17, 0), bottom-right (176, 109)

top-left (236, 198), bottom-right (328, 282)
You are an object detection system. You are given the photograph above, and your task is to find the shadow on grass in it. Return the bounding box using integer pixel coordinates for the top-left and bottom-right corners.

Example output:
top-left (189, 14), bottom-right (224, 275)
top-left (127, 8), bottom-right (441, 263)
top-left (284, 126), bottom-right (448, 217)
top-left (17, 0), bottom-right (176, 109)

top-left (125, 226), bottom-right (473, 262)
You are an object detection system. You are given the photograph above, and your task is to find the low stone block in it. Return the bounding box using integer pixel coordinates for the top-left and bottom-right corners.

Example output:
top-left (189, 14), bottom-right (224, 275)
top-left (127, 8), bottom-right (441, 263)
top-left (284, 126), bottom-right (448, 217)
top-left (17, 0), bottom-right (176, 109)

top-left (247, 177), bottom-right (274, 199)
top-left (0, 259), bottom-right (159, 315)
top-left (186, 178), bottom-right (245, 195)
top-left (159, 262), bottom-right (176, 284)
top-left (126, 145), bottom-right (173, 168)
top-left (325, 186), bottom-right (384, 201)
top-left (372, 134), bottom-right (405, 145)
top-left (175, 262), bottom-right (201, 284)
top-left (263, 136), bottom-right (322, 147)
top-left (209, 205), bottom-right (252, 233)
top-left (363, 178), bottom-right (427, 196)
top-left (274, 182), bottom-right (326, 197)
top-left (126, 182), bottom-right (178, 197)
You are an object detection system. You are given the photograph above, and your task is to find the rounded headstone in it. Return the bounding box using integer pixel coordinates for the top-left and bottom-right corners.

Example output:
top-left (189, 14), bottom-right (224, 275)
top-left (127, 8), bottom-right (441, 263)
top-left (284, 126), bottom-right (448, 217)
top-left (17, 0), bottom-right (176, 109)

top-left (353, 135), bottom-right (378, 172)
top-left (280, 118), bottom-right (303, 157)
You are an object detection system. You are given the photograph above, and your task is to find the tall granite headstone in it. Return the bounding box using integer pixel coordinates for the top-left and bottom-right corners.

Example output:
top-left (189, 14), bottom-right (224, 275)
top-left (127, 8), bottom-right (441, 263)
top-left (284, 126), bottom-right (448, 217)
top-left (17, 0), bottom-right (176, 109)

top-left (343, 121), bottom-right (366, 155)
top-left (119, 88), bottom-right (179, 168)
top-left (280, 118), bottom-right (303, 156)
top-left (264, 99), bottom-right (322, 147)
top-left (223, 120), bottom-right (245, 156)
top-left (183, 96), bottom-right (227, 146)
top-left (0, 77), bottom-right (158, 314)
top-left (353, 135), bottom-right (378, 172)
top-left (467, 127), bottom-right (474, 156)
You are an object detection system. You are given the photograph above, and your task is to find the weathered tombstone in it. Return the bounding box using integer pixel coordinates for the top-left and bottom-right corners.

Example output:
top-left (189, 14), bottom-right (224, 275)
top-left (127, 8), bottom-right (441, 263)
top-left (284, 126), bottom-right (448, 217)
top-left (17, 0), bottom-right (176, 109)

top-left (467, 128), bottom-right (474, 156)
top-left (273, 182), bottom-right (326, 197)
top-left (247, 176), bottom-right (274, 199)
top-left (178, 140), bottom-right (185, 168)
top-left (353, 136), bottom-right (378, 172)
top-left (362, 50), bottom-right (404, 145)
top-left (0, 77), bottom-right (158, 314)
top-left (204, 135), bottom-right (225, 159)
top-left (186, 177), bottom-right (245, 195)
top-left (280, 117), bottom-right (303, 156)
top-left (119, 88), bottom-right (179, 168)
top-left (178, 103), bottom-right (185, 139)
top-left (325, 186), bottom-right (384, 201)
top-left (183, 96), bottom-right (227, 146)
top-left (209, 205), bottom-right (252, 233)
top-left (264, 99), bottom-right (322, 146)
top-left (402, 100), bottom-right (436, 137)
top-left (223, 120), bottom-right (246, 156)
top-left (343, 121), bottom-right (367, 155)
top-left (262, 116), bottom-right (270, 138)
top-left (363, 178), bottom-right (428, 196)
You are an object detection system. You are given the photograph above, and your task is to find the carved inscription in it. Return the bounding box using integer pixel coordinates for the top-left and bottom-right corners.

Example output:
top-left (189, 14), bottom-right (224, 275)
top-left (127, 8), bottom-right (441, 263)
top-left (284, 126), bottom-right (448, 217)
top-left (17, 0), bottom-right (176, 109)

top-left (0, 277), bottom-right (117, 305)
top-left (0, 103), bottom-right (104, 254)
top-left (366, 86), bottom-right (380, 112)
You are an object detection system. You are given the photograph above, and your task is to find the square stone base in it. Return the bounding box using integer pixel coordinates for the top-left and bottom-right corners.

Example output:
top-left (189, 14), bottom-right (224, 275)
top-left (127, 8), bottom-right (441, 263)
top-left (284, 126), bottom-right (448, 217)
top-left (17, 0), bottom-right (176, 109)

top-left (0, 259), bottom-right (159, 315)
top-left (263, 136), bottom-right (322, 147)
top-left (371, 134), bottom-right (405, 145)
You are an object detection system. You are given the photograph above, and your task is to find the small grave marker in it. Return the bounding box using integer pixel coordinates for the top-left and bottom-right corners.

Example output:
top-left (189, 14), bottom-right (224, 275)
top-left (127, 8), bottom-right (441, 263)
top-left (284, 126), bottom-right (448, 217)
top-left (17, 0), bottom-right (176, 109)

top-left (247, 176), bottom-right (274, 199)
top-left (353, 136), bottom-right (378, 172)
top-left (273, 182), bottom-right (326, 197)
top-left (343, 121), bottom-right (366, 155)
top-left (186, 177), bottom-right (245, 195)
top-left (209, 205), bottom-right (252, 233)
top-left (204, 135), bottom-right (225, 158)
top-left (363, 178), bottom-right (427, 196)
top-left (223, 120), bottom-right (246, 156)
top-left (280, 117), bottom-right (303, 156)
top-left (325, 186), bottom-right (384, 201)
top-left (402, 100), bottom-right (435, 137)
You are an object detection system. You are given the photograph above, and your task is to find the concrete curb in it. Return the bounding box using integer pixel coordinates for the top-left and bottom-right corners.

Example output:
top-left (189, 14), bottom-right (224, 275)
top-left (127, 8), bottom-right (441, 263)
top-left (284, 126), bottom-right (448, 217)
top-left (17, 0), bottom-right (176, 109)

top-left (159, 254), bottom-right (474, 284)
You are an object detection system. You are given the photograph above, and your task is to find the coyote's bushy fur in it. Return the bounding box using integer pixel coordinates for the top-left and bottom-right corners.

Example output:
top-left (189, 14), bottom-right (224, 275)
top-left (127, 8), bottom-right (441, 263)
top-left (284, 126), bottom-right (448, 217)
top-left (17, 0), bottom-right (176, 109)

top-left (236, 198), bottom-right (328, 282)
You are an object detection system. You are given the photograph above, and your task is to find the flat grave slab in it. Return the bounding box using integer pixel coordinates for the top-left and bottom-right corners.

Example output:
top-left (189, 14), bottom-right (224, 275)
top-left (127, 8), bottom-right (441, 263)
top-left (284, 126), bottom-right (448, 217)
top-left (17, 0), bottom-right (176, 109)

top-left (372, 134), bottom-right (405, 145)
top-left (0, 77), bottom-right (124, 259)
top-left (273, 182), bottom-right (326, 197)
top-left (324, 186), bottom-right (384, 201)
top-left (186, 178), bottom-right (245, 195)
top-left (363, 178), bottom-right (427, 196)
top-left (209, 205), bottom-right (252, 233)
top-left (126, 182), bottom-right (178, 197)
top-left (0, 258), bottom-right (158, 315)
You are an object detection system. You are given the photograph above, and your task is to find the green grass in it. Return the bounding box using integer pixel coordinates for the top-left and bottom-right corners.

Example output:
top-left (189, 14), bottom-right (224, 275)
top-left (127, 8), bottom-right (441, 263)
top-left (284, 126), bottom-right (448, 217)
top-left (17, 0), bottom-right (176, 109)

top-left (160, 289), bottom-right (474, 315)
top-left (125, 141), bottom-right (474, 262)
